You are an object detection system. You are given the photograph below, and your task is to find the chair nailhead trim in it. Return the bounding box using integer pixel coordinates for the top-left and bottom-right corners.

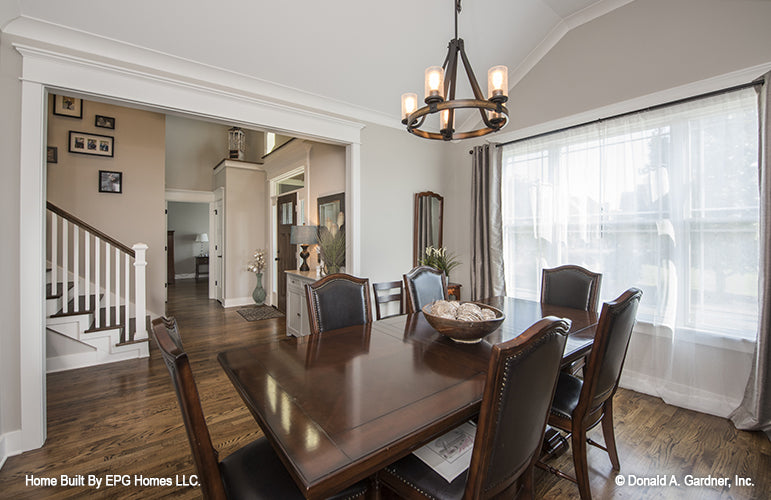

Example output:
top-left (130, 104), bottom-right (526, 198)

top-left (384, 466), bottom-right (441, 500)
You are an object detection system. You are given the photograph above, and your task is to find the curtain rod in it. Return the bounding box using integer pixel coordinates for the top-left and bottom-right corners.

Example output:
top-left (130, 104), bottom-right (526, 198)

top-left (491, 78), bottom-right (764, 149)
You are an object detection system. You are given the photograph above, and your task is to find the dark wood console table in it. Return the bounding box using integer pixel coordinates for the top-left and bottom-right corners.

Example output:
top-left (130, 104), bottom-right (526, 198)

top-left (195, 256), bottom-right (209, 281)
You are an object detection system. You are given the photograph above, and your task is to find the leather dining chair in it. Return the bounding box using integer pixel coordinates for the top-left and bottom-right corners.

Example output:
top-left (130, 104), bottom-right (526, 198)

top-left (403, 265), bottom-right (448, 314)
top-left (541, 265), bottom-right (603, 312)
top-left (305, 273), bottom-right (372, 335)
top-left (379, 317), bottom-right (571, 500)
top-left (372, 280), bottom-right (404, 320)
top-left (151, 316), bottom-right (368, 500)
top-left (541, 288), bottom-right (642, 500)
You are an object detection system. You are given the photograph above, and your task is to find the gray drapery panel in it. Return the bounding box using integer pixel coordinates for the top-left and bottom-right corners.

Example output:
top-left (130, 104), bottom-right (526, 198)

top-left (471, 144), bottom-right (506, 300)
top-left (731, 71), bottom-right (771, 440)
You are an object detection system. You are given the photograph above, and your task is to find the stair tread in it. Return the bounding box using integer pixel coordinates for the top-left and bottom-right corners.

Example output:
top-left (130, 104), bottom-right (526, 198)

top-left (50, 294), bottom-right (102, 318)
top-left (85, 306), bottom-right (151, 344)
top-left (46, 281), bottom-right (74, 300)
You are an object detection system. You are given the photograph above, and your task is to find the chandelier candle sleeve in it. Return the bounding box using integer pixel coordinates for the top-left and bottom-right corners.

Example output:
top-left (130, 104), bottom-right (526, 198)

top-left (425, 67), bottom-right (445, 103)
top-left (401, 93), bottom-right (418, 122)
top-left (488, 66), bottom-right (508, 100)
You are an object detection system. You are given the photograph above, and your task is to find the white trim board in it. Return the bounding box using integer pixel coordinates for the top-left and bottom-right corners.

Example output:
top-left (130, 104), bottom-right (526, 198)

top-left (0, 431), bottom-right (23, 470)
top-left (5, 16), bottom-right (389, 130)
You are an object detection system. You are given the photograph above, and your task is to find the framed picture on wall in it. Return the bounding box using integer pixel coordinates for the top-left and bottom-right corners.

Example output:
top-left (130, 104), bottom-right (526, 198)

top-left (317, 192), bottom-right (345, 233)
top-left (95, 115), bottom-right (115, 129)
top-left (69, 131), bottom-right (114, 157)
top-left (53, 95), bottom-right (83, 119)
top-left (99, 170), bottom-right (122, 193)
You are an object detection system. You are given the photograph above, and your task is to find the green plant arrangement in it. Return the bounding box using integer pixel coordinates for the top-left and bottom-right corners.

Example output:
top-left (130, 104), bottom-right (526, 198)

top-left (317, 227), bottom-right (346, 275)
top-left (420, 246), bottom-right (461, 280)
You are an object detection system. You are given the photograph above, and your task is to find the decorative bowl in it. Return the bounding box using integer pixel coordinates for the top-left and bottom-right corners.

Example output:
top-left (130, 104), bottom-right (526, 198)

top-left (421, 302), bottom-right (505, 343)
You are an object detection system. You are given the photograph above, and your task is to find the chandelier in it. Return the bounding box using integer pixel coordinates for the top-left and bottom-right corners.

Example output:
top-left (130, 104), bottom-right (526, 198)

top-left (401, 0), bottom-right (509, 141)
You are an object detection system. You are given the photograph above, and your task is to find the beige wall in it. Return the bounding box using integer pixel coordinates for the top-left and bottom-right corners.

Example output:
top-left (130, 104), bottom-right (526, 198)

top-left (165, 115), bottom-right (264, 191)
top-left (46, 98), bottom-right (166, 316)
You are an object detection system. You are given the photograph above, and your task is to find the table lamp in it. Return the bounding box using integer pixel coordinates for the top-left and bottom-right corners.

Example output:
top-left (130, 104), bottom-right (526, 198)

top-left (195, 233), bottom-right (209, 256)
top-left (290, 225), bottom-right (318, 272)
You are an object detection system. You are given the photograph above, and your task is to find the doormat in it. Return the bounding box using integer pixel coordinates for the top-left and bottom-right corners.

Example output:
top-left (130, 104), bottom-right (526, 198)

top-left (237, 305), bottom-right (285, 322)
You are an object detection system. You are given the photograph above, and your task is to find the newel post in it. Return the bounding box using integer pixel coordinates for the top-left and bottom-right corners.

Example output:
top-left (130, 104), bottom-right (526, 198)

top-left (133, 243), bottom-right (148, 339)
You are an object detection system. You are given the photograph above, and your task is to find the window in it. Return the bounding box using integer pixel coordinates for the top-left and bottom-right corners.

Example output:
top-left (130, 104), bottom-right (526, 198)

top-left (502, 88), bottom-right (759, 339)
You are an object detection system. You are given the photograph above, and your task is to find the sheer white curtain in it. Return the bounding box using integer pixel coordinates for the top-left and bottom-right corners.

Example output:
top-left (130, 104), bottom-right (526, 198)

top-left (502, 88), bottom-right (759, 416)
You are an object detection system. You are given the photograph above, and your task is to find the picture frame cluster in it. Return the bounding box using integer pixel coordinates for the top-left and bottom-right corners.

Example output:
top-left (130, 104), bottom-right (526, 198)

top-left (51, 94), bottom-right (122, 193)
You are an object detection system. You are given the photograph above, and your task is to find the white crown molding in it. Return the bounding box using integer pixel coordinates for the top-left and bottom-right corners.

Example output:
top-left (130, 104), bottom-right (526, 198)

top-left (5, 16), bottom-right (389, 129)
top-left (213, 159), bottom-right (265, 175)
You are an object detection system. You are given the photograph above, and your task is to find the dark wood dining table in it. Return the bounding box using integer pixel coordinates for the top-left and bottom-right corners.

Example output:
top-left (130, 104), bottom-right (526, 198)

top-left (218, 296), bottom-right (598, 499)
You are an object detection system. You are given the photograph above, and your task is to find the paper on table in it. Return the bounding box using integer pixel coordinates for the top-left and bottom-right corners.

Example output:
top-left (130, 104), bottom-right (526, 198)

top-left (412, 421), bottom-right (477, 483)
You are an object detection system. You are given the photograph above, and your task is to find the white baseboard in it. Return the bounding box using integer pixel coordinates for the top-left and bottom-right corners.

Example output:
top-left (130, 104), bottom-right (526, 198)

top-left (0, 430), bottom-right (23, 470)
top-left (174, 273), bottom-right (196, 280)
top-left (619, 369), bottom-right (741, 419)
top-left (223, 297), bottom-right (258, 308)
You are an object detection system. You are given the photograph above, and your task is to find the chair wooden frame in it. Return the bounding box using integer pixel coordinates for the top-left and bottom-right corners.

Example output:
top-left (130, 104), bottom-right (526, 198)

top-left (372, 280), bottom-right (404, 320)
top-left (539, 288), bottom-right (643, 500)
top-left (305, 273), bottom-right (372, 336)
top-left (541, 265), bottom-right (603, 312)
top-left (379, 317), bottom-right (571, 500)
top-left (403, 265), bottom-right (449, 314)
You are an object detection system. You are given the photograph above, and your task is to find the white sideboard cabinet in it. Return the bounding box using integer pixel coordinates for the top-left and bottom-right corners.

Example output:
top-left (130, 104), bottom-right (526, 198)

top-left (285, 270), bottom-right (318, 337)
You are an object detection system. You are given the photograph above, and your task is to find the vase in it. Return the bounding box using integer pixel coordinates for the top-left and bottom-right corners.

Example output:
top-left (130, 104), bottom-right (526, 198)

top-left (252, 272), bottom-right (266, 305)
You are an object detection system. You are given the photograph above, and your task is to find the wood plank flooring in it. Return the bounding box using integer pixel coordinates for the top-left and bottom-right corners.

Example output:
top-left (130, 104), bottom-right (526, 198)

top-left (1, 279), bottom-right (769, 499)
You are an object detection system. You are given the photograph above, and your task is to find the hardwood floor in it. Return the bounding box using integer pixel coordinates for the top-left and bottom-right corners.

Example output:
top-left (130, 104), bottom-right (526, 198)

top-left (1, 279), bottom-right (769, 499)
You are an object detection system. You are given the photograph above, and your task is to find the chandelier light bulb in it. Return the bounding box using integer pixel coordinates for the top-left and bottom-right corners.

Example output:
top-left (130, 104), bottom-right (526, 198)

top-left (440, 109), bottom-right (451, 131)
top-left (425, 66), bottom-right (445, 102)
top-left (487, 65), bottom-right (509, 101)
top-left (401, 93), bottom-right (418, 122)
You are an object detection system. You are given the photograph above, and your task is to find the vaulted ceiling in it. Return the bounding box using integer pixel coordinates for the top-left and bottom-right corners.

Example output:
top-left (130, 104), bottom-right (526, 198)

top-left (1, 0), bottom-right (631, 126)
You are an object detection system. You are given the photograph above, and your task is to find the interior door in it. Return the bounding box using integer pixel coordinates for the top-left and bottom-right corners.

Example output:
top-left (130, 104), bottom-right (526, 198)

top-left (276, 192), bottom-right (297, 313)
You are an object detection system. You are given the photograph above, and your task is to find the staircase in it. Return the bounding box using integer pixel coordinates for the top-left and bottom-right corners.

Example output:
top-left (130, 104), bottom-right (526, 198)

top-left (46, 202), bottom-right (150, 373)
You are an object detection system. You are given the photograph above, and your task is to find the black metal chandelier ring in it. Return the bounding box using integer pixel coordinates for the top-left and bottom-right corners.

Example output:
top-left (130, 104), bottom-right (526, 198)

top-left (406, 99), bottom-right (509, 140)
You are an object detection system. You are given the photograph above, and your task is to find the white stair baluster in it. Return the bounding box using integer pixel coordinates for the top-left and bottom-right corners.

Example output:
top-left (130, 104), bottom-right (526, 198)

top-left (84, 231), bottom-right (90, 312)
top-left (73, 225), bottom-right (79, 312)
top-left (115, 247), bottom-right (120, 331)
top-left (95, 239), bottom-right (101, 328)
top-left (105, 243), bottom-right (111, 327)
top-left (124, 253), bottom-right (130, 341)
top-left (51, 213), bottom-right (58, 298)
top-left (62, 219), bottom-right (69, 313)
top-left (133, 243), bottom-right (148, 340)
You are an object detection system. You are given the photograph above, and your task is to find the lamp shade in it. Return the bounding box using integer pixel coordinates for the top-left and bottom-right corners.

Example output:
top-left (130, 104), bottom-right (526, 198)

top-left (195, 233), bottom-right (209, 243)
top-left (290, 225), bottom-right (318, 245)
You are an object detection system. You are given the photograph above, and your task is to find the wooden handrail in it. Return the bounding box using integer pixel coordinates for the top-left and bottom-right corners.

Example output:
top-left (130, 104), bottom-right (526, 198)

top-left (47, 202), bottom-right (136, 257)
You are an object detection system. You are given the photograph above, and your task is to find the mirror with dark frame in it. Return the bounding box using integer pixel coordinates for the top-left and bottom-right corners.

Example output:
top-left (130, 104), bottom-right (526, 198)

top-left (413, 191), bottom-right (443, 266)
